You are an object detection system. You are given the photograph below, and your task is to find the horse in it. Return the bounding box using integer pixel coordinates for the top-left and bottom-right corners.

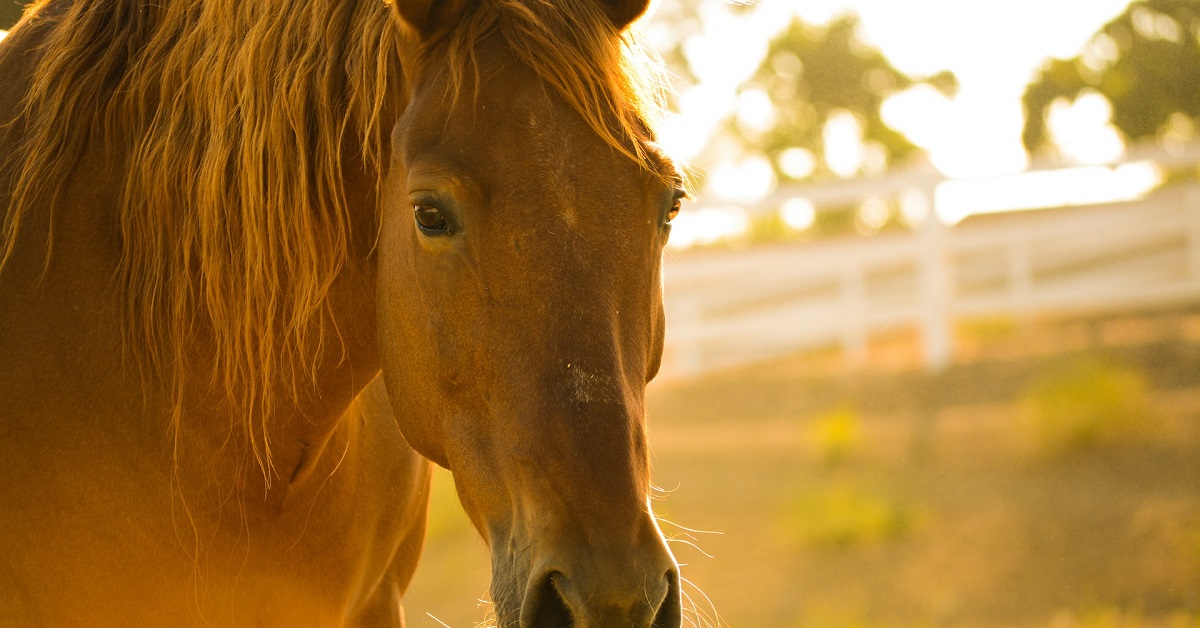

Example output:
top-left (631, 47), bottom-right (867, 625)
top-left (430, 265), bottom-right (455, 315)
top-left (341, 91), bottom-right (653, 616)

top-left (0, 0), bottom-right (688, 625)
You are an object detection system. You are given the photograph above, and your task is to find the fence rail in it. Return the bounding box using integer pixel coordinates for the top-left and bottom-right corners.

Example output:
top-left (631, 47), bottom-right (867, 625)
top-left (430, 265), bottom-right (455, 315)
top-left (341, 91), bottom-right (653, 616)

top-left (659, 175), bottom-right (1200, 380)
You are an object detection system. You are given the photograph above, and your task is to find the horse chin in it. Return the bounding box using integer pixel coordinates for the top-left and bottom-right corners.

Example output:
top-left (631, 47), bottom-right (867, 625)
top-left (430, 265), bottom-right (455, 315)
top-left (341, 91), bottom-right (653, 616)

top-left (487, 551), bottom-right (530, 628)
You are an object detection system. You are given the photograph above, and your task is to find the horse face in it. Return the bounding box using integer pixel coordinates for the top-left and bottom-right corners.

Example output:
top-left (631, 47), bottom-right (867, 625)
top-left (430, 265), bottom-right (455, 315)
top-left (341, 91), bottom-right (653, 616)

top-left (378, 10), bottom-right (683, 628)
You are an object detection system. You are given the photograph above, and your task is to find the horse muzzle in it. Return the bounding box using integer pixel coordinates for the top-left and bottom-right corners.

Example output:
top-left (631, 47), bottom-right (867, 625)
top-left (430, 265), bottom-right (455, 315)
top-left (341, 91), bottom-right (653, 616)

top-left (518, 546), bottom-right (681, 628)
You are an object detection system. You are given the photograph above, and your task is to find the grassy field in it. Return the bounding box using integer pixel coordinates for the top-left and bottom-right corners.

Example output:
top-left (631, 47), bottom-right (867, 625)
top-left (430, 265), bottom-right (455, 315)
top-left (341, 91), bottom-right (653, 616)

top-left (402, 311), bottom-right (1200, 627)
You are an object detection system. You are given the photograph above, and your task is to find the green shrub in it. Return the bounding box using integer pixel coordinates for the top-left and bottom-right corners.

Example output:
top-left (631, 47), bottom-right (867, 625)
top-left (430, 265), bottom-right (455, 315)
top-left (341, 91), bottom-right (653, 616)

top-left (781, 483), bottom-right (915, 549)
top-left (1021, 357), bottom-right (1151, 454)
top-left (811, 407), bottom-right (863, 467)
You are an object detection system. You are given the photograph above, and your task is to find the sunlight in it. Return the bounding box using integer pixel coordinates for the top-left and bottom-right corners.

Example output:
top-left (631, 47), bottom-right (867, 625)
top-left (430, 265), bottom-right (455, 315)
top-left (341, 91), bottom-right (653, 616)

top-left (650, 0), bottom-right (1149, 251)
top-left (855, 197), bottom-right (890, 234)
top-left (655, 1), bottom-right (777, 162)
top-left (848, 0), bottom-right (1132, 178)
top-left (881, 83), bottom-right (1029, 178)
top-left (780, 198), bottom-right (817, 232)
top-left (1160, 113), bottom-right (1196, 151)
top-left (667, 207), bottom-right (750, 250)
top-left (707, 156), bottom-right (776, 203)
top-left (658, 86), bottom-right (732, 160)
top-left (778, 147), bottom-right (817, 180)
top-left (880, 84), bottom-right (955, 152)
top-left (898, 187), bottom-right (932, 228)
top-left (1080, 33), bottom-right (1120, 77)
top-left (934, 161), bottom-right (1163, 225)
top-left (1131, 5), bottom-right (1182, 42)
top-left (661, 0), bottom-right (1136, 180)
top-left (734, 87), bottom-right (776, 136)
top-left (1046, 91), bottom-right (1125, 164)
top-left (823, 110), bottom-right (865, 178)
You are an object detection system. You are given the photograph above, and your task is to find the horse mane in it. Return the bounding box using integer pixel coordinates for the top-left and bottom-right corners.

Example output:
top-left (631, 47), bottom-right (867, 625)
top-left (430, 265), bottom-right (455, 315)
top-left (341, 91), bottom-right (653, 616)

top-left (0, 0), bottom-right (669, 480)
top-left (2, 0), bottom-right (405, 478)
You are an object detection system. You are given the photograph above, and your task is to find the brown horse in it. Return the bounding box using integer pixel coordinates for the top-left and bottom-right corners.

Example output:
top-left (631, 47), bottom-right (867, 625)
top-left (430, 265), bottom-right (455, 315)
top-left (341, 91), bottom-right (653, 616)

top-left (0, 0), bottom-right (687, 626)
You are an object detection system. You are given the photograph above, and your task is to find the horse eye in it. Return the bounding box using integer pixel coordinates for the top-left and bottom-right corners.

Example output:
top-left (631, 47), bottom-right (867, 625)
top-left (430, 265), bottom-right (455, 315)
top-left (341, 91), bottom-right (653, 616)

top-left (414, 204), bottom-right (451, 235)
top-left (666, 190), bottom-right (685, 224)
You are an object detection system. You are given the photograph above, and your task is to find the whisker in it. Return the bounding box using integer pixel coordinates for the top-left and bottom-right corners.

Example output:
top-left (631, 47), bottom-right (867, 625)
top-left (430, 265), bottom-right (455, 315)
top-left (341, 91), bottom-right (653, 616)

top-left (665, 537), bottom-right (716, 559)
top-left (657, 518), bottom-right (724, 536)
top-left (427, 613), bottom-right (452, 628)
top-left (680, 575), bottom-right (727, 628)
top-left (472, 603), bottom-right (499, 628)
top-left (650, 493), bottom-right (723, 626)
top-left (678, 587), bottom-right (708, 628)
top-left (650, 482), bottom-right (681, 496)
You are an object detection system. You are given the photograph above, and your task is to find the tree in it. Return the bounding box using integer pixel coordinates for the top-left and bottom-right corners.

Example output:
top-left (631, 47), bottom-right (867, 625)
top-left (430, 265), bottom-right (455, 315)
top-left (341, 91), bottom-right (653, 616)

top-left (731, 15), bottom-right (956, 181)
top-left (1023, 0), bottom-right (1200, 153)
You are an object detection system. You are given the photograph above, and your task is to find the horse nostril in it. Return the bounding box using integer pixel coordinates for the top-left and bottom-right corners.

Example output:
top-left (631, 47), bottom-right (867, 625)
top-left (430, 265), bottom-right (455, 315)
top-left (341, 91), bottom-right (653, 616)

top-left (651, 569), bottom-right (683, 628)
top-left (523, 571), bottom-right (575, 628)
top-left (520, 566), bottom-right (680, 627)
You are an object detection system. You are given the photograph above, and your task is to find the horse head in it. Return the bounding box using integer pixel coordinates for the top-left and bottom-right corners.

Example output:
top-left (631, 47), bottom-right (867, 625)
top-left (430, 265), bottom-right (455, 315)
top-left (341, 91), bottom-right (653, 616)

top-left (379, 0), bottom-right (684, 625)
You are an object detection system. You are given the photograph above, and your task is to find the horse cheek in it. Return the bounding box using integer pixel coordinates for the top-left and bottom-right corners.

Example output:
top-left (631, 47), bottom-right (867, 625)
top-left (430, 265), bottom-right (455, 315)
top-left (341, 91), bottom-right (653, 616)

top-left (376, 226), bottom-right (451, 469)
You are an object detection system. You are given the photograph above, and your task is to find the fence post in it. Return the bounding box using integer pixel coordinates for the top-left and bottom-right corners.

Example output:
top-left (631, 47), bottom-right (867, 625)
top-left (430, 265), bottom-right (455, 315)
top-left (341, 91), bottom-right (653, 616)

top-left (919, 201), bottom-right (953, 372)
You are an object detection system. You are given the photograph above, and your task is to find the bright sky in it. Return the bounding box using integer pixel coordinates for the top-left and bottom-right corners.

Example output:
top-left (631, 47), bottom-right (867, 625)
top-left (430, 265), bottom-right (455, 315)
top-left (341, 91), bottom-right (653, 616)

top-left (649, 0), bottom-right (1136, 182)
top-left (646, 0), bottom-right (1165, 248)
top-left (857, 0), bottom-right (1136, 177)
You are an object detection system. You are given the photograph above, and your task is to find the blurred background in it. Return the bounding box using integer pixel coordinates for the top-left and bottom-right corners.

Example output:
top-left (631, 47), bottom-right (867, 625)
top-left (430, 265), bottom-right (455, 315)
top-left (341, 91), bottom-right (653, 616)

top-left (4, 0), bottom-right (1199, 625)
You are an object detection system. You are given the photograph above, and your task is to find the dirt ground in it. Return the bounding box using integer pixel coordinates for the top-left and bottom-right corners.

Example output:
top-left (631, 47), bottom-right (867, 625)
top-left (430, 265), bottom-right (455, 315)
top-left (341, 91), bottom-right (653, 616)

top-left (402, 310), bottom-right (1200, 627)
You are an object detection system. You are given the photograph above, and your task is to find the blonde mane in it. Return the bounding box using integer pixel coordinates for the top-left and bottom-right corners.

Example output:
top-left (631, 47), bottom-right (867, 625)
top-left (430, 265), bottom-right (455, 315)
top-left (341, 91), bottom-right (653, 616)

top-left (0, 0), bottom-right (669, 478)
top-left (2, 0), bottom-right (404, 477)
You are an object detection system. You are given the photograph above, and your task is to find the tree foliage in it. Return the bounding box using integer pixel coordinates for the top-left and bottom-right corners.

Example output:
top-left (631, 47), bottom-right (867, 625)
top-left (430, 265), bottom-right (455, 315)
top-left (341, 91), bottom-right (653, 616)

top-left (731, 15), bottom-right (955, 181)
top-left (1023, 0), bottom-right (1200, 153)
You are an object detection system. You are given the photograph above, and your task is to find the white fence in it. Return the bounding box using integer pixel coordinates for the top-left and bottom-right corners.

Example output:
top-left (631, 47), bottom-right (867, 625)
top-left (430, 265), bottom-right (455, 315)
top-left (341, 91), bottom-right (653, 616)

top-left (659, 173), bottom-right (1200, 380)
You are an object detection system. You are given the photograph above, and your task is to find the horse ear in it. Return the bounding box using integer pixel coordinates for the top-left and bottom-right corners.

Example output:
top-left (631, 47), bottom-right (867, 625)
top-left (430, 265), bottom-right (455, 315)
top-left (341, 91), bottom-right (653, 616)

top-left (594, 0), bottom-right (651, 30)
top-left (392, 0), bottom-right (470, 38)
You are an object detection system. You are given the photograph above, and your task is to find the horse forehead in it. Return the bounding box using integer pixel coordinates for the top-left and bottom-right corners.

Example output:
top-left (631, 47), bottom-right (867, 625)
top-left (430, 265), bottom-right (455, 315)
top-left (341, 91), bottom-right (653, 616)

top-left (508, 96), bottom-right (589, 227)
